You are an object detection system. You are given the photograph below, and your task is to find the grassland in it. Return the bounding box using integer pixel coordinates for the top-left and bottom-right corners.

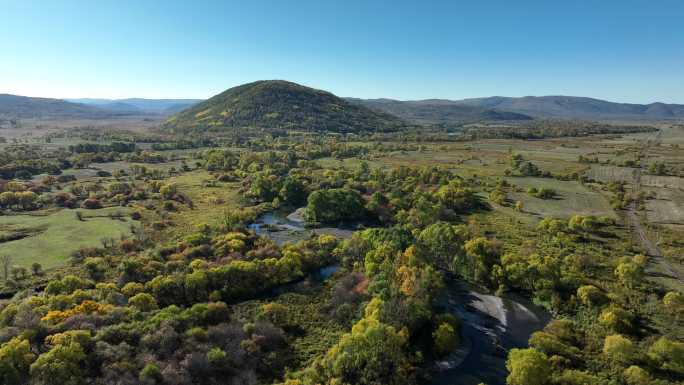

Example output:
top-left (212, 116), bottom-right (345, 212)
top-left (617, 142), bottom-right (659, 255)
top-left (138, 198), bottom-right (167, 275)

top-left (0, 207), bottom-right (137, 269)
top-left (156, 170), bottom-right (248, 238)
top-left (505, 177), bottom-right (617, 219)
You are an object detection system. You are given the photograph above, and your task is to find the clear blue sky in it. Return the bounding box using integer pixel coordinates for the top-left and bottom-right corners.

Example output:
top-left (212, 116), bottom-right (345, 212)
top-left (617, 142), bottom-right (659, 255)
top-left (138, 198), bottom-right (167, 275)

top-left (1, 0), bottom-right (683, 103)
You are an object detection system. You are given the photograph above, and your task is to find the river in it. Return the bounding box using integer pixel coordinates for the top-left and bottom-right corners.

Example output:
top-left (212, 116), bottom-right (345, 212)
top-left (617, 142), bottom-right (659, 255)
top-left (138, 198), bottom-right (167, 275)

top-left (431, 278), bottom-right (551, 385)
top-left (249, 208), bottom-right (356, 245)
top-left (250, 210), bottom-right (550, 385)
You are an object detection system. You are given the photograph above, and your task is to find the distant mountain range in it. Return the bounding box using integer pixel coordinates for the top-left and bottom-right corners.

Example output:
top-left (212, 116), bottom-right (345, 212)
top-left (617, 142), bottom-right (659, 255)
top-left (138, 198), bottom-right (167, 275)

top-left (349, 96), bottom-right (684, 123)
top-left (0, 94), bottom-right (201, 119)
top-left (3, 84), bottom-right (683, 126)
top-left (67, 98), bottom-right (202, 114)
top-left (0, 94), bottom-right (117, 119)
top-left (347, 98), bottom-right (533, 124)
top-left (448, 96), bottom-right (684, 120)
top-left (163, 80), bottom-right (407, 133)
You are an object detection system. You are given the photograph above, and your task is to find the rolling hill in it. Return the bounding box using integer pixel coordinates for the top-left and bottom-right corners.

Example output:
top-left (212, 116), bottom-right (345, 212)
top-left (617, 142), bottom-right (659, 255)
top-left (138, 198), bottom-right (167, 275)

top-left (164, 80), bottom-right (408, 133)
top-left (0, 94), bottom-right (119, 119)
top-left (452, 96), bottom-right (684, 120)
top-left (347, 98), bottom-right (533, 124)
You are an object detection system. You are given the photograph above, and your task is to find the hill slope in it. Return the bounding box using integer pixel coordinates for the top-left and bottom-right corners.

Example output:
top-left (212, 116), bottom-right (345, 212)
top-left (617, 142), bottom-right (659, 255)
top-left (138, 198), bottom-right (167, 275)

top-left (0, 94), bottom-right (121, 119)
top-left (164, 80), bottom-right (407, 133)
top-left (348, 98), bottom-right (533, 124)
top-left (453, 96), bottom-right (684, 119)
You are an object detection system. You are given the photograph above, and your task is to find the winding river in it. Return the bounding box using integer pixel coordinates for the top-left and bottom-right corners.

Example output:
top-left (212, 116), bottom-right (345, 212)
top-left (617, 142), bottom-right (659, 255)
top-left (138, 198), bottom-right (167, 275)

top-left (250, 210), bottom-right (551, 385)
top-left (249, 208), bottom-right (356, 245)
top-left (431, 278), bottom-right (551, 385)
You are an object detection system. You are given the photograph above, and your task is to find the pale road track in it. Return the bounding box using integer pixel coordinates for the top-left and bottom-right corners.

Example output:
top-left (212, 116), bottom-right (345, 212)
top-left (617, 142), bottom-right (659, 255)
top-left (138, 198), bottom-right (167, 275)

top-left (626, 129), bottom-right (684, 281)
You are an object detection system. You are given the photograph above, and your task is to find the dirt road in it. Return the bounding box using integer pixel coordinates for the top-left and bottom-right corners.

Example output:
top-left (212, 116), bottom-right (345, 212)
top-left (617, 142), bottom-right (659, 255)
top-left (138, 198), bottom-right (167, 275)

top-left (627, 130), bottom-right (683, 281)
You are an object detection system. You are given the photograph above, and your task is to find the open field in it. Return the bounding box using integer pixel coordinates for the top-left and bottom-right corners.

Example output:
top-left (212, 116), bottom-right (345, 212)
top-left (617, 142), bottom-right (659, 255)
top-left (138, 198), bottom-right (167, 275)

top-left (645, 187), bottom-right (684, 225)
top-left (505, 177), bottom-right (616, 218)
top-left (0, 207), bottom-right (137, 269)
top-left (159, 170), bottom-right (248, 238)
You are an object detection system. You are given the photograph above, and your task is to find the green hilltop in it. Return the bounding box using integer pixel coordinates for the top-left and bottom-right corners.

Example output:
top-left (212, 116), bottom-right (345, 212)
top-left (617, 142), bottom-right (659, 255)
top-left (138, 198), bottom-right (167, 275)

top-left (163, 80), bottom-right (408, 133)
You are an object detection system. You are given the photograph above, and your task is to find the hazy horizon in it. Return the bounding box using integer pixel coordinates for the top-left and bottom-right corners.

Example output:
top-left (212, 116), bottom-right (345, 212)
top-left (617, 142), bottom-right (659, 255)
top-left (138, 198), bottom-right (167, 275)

top-left (1, 0), bottom-right (683, 103)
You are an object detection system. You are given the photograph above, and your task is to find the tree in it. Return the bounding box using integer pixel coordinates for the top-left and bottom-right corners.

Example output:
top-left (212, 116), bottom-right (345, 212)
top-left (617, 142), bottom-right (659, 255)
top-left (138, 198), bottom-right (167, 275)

top-left (568, 215), bottom-right (599, 234)
top-left (279, 177), bottom-right (307, 205)
top-left (29, 342), bottom-right (86, 385)
top-left (433, 322), bottom-right (458, 356)
top-left (258, 302), bottom-right (289, 327)
top-left (0, 337), bottom-right (35, 385)
top-left (599, 306), bottom-right (634, 333)
top-left (576, 285), bottom-right (605, 307)
top-left (464, 237), bottom-right (501, 284)
top-left (0, 192), bottom-right (17, 209)
top-left (603, 334), bottom-right (635, 364)
top-left (128, 293), bottom-right (158, 312)
top-left (304, 188), bottom-right (365, 223)
top-left (139, 362), bottom-right (162, 383)
top-left (506, 348), bottom-right (551, 385)
top-left (663, 291), bottom-right (684, 316)
top-left (10, 266), bottom-right (27, 281)
top-left (623, 366), bottom-right (652, 385)
top-left (0, 255), bottom-right (11, 281)
top-left (291, 298), bottom-right (412, 385)
top-left (16, 191), bottom-right (38, 210)
top-left (83, 257), bottom-right (105, 281)
top-left (435, 181), bottom-right (479, 212)
top-left (417, 222), bottom-right (466, 271)
top-left (647, 337), bottom-right (684, 374)
top-left (30, 262), bottom-right (43, 277)
top-left (615, 262), bottom-right (643, 289)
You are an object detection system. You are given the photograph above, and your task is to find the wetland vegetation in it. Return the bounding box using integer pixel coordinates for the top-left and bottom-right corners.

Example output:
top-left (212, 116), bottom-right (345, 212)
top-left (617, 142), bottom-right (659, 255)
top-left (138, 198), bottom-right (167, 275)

top-left (0, 81), bottom-right (682, 385)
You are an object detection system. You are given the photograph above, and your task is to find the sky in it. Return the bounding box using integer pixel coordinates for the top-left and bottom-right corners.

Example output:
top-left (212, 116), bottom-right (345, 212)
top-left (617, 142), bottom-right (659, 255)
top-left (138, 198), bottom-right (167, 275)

top-left (1, 0), bottom-right (683, 103)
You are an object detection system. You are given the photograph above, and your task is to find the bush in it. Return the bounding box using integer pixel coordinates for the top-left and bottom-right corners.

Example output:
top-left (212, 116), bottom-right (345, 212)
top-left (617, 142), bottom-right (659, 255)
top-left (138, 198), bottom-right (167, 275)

top-left (647, 337), bottom-right (684, 374)
top-left (576, 285), bottom-right (605, 307)
top-left (433, 322), bottom-right (458, 356)
top-left (603, 334), bottom-right (635, 364)
top-left (128, 293), bottom-right (158, 312)
top-left (81, 198), bottom-right (102, 209)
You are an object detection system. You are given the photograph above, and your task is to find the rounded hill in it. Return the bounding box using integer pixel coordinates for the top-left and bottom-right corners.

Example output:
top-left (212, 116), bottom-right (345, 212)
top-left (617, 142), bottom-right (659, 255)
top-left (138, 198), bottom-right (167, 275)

top-left (164, 80), bottom-right (407, 133)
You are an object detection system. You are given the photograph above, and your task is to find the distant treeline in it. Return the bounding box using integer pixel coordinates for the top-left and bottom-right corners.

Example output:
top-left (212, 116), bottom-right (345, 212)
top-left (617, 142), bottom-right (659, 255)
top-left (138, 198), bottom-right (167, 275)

top-left (459, 120), bottom-right (657, 140)
top-left (151, 138), bottom-right (217, 151)
top-left (69, 142), bottom-right (136, 154)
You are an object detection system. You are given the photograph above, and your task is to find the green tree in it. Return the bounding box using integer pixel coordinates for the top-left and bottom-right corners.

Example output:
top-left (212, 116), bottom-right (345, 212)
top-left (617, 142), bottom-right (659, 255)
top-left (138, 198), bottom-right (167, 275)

top-left (417, 222), bottom-right (466, 271)
top-left (433, 322), bottom-right (459, 356)
top-left (647, 337), bottom-right (684, 374)
top-left (30, 342), bottom-right (86, 385)
top-left (0, 337), bottom-right (35, 385)
top-left (576, 285), bottom-right (605, 307)
top-left (506, 348), bottom-right (551, 385)
top-left (464, 237), bottom-right (501, 284)
top-left (603, 334), bottom-right (635, 364)
top-left (279, 176), bottom-right (307, 205)
top-left (128, 292), bottom-right (158, 312)
top-left (298, 298), bottom-right (413, 385)
top-left (615, 262), bottom-right (643, 289)
top-left (139, 362), bottom-right (162, 383)
top-left (663, 291), bottom-right (684, 315)
top-left (599, 306), bottom-right (634, 333)
top-left (622, 365), bottom-right (652, 385)
top-left (304, 188), bottom-right (365, 223)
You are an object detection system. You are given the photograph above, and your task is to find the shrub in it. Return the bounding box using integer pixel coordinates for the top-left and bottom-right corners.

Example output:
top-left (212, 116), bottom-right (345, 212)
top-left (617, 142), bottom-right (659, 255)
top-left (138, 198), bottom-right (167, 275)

top-left (603, 334), bottom-right (635, 364)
